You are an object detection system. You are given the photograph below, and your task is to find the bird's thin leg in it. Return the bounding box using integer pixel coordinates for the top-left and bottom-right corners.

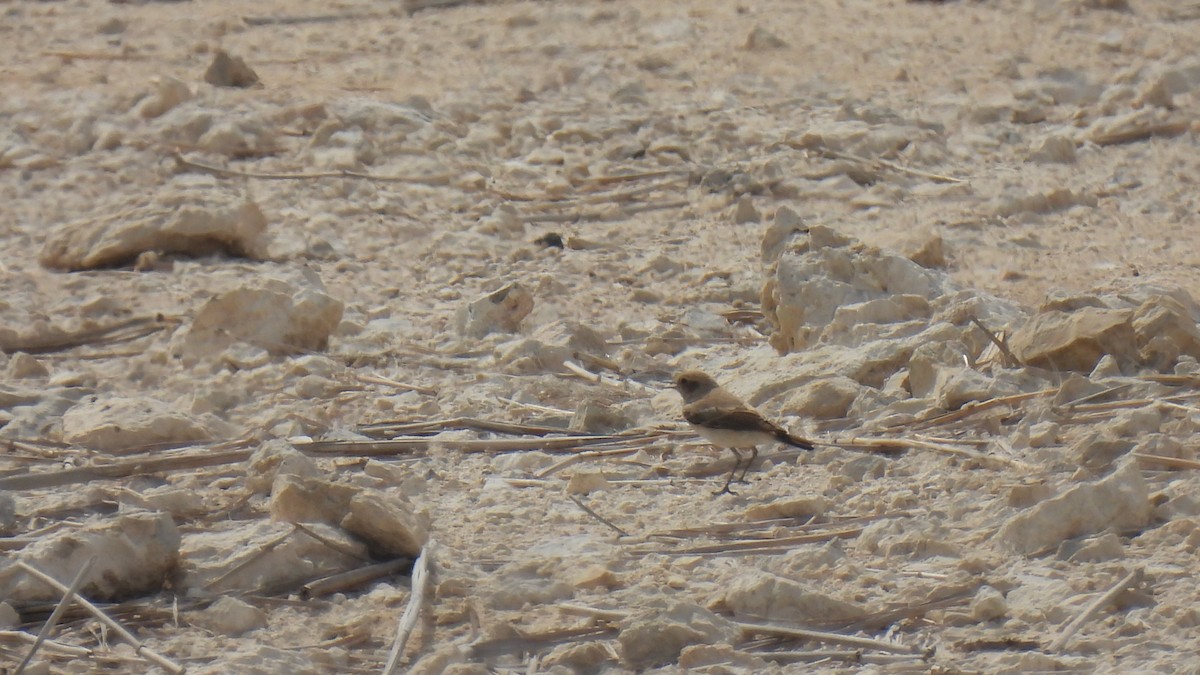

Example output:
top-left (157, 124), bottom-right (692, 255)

top-left (714, 448), bottom-right (743, 496)
top-left (736, 447), bottom-right (759, 483)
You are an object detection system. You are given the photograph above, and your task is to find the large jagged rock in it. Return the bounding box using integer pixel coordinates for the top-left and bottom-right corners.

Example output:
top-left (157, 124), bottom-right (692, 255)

top-left (721, 570), bottom-right (867, 623)
top-left (39, 182), bottom-right (268, 271)
top-left (1132, 294), bottom-right (1200, 371)
top-left (761, 225), bottom-right (951, 354)
top-left (618, 601), bottom-right (741, 670)
top-left (0, 510), bottom-right (180, 603)
top-left (454, 283), bottom-right (534, 338)
top-left (998, 460), bottom-right (1151, 555)
top-left (62, 395), bottom-right (218, 452)
top-left (176, 270), bottom-right (344, 358)
top-left (1010, 307), bottom-right (1136, 372)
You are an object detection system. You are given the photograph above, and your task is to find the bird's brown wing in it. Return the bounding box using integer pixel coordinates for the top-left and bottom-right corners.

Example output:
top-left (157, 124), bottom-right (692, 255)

top-left (683, 403), bottom-right (783, 435)
top-left (683, 402), bottom-right (815, 450)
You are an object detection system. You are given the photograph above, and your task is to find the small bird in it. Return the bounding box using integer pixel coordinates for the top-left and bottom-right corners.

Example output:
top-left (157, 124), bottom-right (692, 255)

top-left (672, 369), bottom-right (814, 495)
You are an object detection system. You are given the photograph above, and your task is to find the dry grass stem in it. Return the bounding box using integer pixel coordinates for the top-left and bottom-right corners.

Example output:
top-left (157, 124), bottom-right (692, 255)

top-left (568, 495), bottom-right (630, 537)
top-left (16, 556), bottom-right (96, 675)
top-left (173, 151), bottom-right (454, 186)
top-left (1133, 453), bottom-right (1200, 470)
top-left (354, 373), bottom-right (437, 396)
top-left (16, 562), bottom-right (185, 674)
top-left (205, 525), bottom-right (300, 591)
top-left (382, 543), bottom-right (434, 674)
top-left (536, 446), bottom-right (647, 478)
top-left (0, 316), bottom-right (173, 355)
top-left (556, 603), bottom-right (918, 655)
top-left (837, 436), bottom-right (1035, 471)
top-left (1049, 568), bottom-right (1145, 653)
top-left (0, 631), bottom-right (91, 658)
top-left (301, 558), bottom-right (412, 599)
top-left (638, 527), bottom-right (863, 555)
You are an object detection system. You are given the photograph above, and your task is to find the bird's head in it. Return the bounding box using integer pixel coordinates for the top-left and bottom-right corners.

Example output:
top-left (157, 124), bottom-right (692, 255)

top-left (672, 370), bottom-right (719, 403)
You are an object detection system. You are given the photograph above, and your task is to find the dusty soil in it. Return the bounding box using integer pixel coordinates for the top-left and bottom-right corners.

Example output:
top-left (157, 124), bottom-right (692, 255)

top-left (3, 0), bottom-right (1200, 672)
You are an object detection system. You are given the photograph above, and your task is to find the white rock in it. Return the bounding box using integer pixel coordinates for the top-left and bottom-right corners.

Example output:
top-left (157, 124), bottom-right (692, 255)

top-left (341, 490), bottom-right (430, 557)
top-left (998, 460), bottom-right (1150, 555)
top-left (179, 273), bottom-right (344, 358)
top-left (0, 511), bottom-right (179, 603)
top-left (39, 183), bottom-right (268, 271)
top-left (194, 596), bottom-right (268, 636)
top-left (179, 520), bottom-right (366, 593)
top-left (269, 475), bottom-right (356, 525)
top-left (971, 585), bottom-right (1008, 622)
top-left (1028, 133), bottom-right (1077, 163)
top-left (618, 600), bottom-right (740, 670)
top-left (135, 76), bottom-right (192, 119)
top-left (722, 570), bottom-right (866, 623)
top-left (62, 396), bottom-right (215, 452)
top-left (0, 601), bottom-right (18, 628)
top-left (246, 440), bottom-right (321, 494)
top-left (454, 283), bottom-right (534, 338)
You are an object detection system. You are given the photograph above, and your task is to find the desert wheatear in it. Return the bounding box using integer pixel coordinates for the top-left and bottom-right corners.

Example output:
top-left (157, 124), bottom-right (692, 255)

top-left (672, 370), bottom-right (814, 495)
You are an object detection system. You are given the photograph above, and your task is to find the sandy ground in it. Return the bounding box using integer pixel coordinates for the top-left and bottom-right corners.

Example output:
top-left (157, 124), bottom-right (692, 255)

top-left (3, 0), bottom-right (1200, 672)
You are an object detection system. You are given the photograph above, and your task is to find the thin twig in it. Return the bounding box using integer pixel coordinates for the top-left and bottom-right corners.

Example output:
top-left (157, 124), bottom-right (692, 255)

top-left (568, 495), bottom-right (629, 537)
top-left (355, 373), bottom-right (437, 396)
top-left (808, 146), bottom-right (966, 184)
top-left (0, 316), bottom-right (173, 355)
top-left (970, 317), bottom-right (1018, 368)
top-left (557, 603), bottom-right (918, 654)
top-left (16, 562), bottom-right (185, 674)
top-left (1049, 568), bottom-right (1144, 653)
top-left (562, 360), bottom-right (658, 394)
top-left (205, 524), bottom-right (300, 591)
top-left (1134, 453), bottom-right (1200, 471)
top-left (835, 437), bottom-right (1036, 472)
top-left (16, 556), bottom-right (96, 675)
top-left (383, 543), bottom-right (434, 674)
top-left (637, 527), bottom-right (863, 555)
top-left (302, 558), bottom-right (412, 599)
top-left (536, 446), bottom-right (648, 478)
top-left (172, 151), bottom-right (453, 186)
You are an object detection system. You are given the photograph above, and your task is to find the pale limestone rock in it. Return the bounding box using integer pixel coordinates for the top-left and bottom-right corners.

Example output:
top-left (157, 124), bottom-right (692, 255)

top-left (204, 50), bottom-right (260, 88)
top-left (760, 205), bottom-right (807, 263)
top-left (544, 642), bottom-right (619, 671)
top-left (722, 570), bottom-right (867, 623)
top-left (180, 273), bottom-right (344, 358)
top-left (743, 26), bottom-right (787, 51)
top-left (1010, 308), bottom-right (1136, 372)
top-left (454, 283), bottom-right (533, 338)
top-left (998, 461), bottom-right (1150, 555)
top-left (194, 596), bottom-right (268, 636)
top-left (496, 320), bottom-right (607, 373)
top-left (179, 520), bottom-right (366, 592)
top-left (1028, 133), bottom-right (1077, 163)
top-left (5, 353), bottom-right (48, 379)
top-left (269, 475), bottom-right (356, 525)
top-left (565, 471), bottom-right (612, 495)
top-left (0, 602), bottom-right (18, 629)
top-left (0, 511), bottom-right (179, 603)
top-left (341, 491), bottom-right (429, 557)
top-left (135, 75), bottom-right (192, 118)
top-left (744, 495), bottom-right (828, 521)
top-left (1059, 531), bottom-right (1125, 562)
top-left (618, 601), bottom-right (740, 670)
top-left (246, 440), bottom-right (321, 494)
top-left (971, 585), bottom-right (1008, 622)
top-left (762, 225), bottom-right (948, 353)
top-left (779, 376), bottom-right (861, 419)
top-left (62, 396), bottom-right (215, 452)
top-left (1132, 294), bottom-right (1200, 371)
top-left (39, 183), bottom-right (267, 271)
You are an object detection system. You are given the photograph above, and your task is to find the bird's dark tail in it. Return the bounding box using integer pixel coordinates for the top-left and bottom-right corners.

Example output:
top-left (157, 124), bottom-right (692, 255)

top-left (775, 429), bottom-right (815, 450)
